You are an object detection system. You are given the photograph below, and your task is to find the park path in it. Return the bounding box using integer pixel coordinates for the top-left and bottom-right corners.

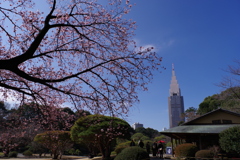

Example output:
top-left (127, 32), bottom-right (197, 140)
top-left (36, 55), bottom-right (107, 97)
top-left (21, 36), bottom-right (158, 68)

top-left (2, 158), bottom-right (164, 160)
top-left (0, 153), bottom-right (168, 160)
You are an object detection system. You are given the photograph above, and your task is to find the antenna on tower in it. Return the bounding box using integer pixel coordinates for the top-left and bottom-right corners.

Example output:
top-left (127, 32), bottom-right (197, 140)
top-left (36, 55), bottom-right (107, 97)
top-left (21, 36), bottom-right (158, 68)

top-left (172, 63), bottom-right (174, 71)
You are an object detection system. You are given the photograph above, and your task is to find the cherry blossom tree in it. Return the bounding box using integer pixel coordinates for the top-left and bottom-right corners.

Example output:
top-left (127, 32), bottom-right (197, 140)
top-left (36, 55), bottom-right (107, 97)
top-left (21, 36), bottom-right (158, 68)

top-left (0, 0), bottom-right (163, 116)
top-left (71, 115), bottom-right (132, 159)
top-left (0, 103), bottom-right (75, 156)
top-left (34, 130), bottom-right (73, 159)
top-left (0, 110), bottom-right (29, 157)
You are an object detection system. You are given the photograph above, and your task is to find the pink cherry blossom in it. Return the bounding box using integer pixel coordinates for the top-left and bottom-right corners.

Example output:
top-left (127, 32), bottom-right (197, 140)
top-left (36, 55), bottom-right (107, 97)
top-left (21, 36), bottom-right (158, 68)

top-left (0, 0), bottom-right (164, 122)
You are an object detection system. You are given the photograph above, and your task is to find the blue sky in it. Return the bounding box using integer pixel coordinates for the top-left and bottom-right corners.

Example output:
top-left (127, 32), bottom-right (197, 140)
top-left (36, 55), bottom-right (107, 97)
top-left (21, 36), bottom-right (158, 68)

top-left (2, 0), bottom-right (239, 132)
top-left (124, 0), bottom-right (240, 131)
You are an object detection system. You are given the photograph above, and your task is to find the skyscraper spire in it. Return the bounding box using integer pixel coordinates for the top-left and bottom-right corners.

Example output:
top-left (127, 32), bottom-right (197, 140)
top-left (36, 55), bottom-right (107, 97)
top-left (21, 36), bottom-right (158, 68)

top-left (169, 63), bottom-right (181, 96)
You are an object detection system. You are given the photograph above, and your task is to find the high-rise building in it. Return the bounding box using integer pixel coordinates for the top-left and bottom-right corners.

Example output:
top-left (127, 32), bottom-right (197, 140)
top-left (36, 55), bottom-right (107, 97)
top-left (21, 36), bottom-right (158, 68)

top-left (131, 122), bottom-right (143, 130)
top-left (168, 64), bottom-right (185, 128)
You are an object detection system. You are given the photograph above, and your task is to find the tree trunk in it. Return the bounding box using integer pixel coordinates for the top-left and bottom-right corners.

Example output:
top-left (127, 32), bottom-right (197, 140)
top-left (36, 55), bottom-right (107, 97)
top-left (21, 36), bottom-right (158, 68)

top-left (52, 151), bottom-right (59, 159)
top-left (4, 153), bottom-right (8, 157)
top-left (4, 149), bottom-right (9, 157)
top-left (59, 152), bottom-right (63, 159)
top-left (39, 153), bottom-right (42, 158)
top-left (101, 146), bottom-right (111, 160)
top-left (52, 154), bottom-right (59, 159)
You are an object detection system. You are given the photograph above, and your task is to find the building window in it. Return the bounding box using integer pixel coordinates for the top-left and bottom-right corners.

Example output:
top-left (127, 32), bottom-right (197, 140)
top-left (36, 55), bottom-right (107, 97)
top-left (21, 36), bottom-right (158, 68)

top-left (212, 120), bottom-right (221, 124)
top-left (222, 120), bottom-right (232, 124)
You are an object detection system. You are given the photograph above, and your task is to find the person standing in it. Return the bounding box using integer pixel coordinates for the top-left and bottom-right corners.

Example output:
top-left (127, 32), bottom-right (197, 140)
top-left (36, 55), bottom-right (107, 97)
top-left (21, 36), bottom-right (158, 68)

top-left (158, 142), bottom-right (164, 159)
top-left (146, 142), bottom-right (150, 155)
top-left (130, 139), bottom-right (135, 146)
top-left (138, 139), bottom-right (144, 148)
top-left (152, 141), bottom-right (158, 157)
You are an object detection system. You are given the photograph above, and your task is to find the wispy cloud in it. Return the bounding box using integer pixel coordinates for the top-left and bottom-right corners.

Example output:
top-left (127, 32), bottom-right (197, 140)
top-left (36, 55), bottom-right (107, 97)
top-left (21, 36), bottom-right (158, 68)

top-left (133, 38), bottom-right (175, 53)
top-left (156, 39), bottom-right (175, 51)
top-left (133, 39), bottom-right (158, 52)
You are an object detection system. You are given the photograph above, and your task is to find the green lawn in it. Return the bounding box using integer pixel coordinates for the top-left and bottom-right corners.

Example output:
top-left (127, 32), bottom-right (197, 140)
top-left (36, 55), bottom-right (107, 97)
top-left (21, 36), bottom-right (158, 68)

top-left (0, 152), bottom-right (4, 157)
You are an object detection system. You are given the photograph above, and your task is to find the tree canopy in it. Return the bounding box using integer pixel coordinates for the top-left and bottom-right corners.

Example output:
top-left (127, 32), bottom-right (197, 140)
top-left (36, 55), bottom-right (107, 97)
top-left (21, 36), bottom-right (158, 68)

top-left (135, 127), bottom-right (160, 139)
top-left (0, 103), bottom-right (36, 157)
top-left (216, 60), bottom-right (240, 112)
top-left (197, 87), bottom-right (240, 115)
top-left (34, 130), bottom-right (73, 159)
top-left (197, 60), bottom-right (240, 115)
top-left (182, 107), bottom-right (199, 122)
top-left (0, 102), bottom-right (78, 156)
top-left (0, 0), bottom-right (163, 116)
top-left (217, 87), bottom-right (240, 112)
top-left (131, 133), bottom-right (150, 141)
top-left (198, 96), bottom-right (220, 115)
top-left (71, 114), bottom-right (132, 159)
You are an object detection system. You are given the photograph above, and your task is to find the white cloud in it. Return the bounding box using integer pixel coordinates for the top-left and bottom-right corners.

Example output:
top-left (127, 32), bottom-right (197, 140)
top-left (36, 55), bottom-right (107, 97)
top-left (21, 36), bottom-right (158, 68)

top-left (133, 38), bottom-right (175, 53)
top-left (133, 39), bottom-right (157, 52)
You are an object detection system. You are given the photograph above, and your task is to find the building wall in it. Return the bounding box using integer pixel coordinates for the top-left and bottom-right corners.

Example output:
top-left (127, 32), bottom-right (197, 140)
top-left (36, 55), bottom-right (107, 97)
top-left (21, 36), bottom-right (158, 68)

top-left (188, 111), bottom-right (240, 124)
top-left (132, 122), bottom-right (143, 130)
top-left (168, 95), bottom-right (184, 128)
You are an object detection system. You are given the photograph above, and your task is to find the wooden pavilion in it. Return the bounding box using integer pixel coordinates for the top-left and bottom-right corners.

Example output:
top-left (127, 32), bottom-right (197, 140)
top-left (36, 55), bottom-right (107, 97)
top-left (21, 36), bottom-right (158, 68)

top-left (160, 108), bottom-right (240, 153)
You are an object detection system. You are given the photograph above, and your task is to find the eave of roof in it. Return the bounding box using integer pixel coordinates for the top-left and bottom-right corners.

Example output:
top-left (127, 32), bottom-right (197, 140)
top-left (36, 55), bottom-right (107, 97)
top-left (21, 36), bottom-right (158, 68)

top-left (182, 108), bottom-right (240, 125)
top-left (161, 124), bottom-right (240, 134)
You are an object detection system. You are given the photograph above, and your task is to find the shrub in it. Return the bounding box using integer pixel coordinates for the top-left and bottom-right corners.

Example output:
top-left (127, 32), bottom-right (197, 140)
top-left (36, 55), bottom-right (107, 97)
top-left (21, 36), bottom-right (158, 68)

top-left (111, 151), bottom-right (117, 156)
top-left (175, 143), bottom-right (198, 158)
top-left (102, 157), bottom-right (115, 160)
top-left (0, 152), bottom-right (4, 157)
top-left (115, 145), bottom-right (129, 155)
top-left (114, 141), bottom-right (131, 155)
top-left (195, 150), bottom-right (214, 158)
top-left (219, 126), bottom-right (240, 154)
top-left (114, 146), bottom-right (149, 160)
top-left (208, 145), bottom-right (220, 157)
top-left (65, 148), bottom-right (81, 155)
top-left (75, 149), bottom-right (81, 155)
top-left (8, 151), bottom-right (18, 158)
top-left (65, 148), bottom-right (74, 155)
top-left (23, 150), bottom-right (33, 156)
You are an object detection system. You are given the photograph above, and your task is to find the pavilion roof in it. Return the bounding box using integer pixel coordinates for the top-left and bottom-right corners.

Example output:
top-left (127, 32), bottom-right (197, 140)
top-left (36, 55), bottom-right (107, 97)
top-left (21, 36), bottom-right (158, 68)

top-left (160, 124), bottom-right (240, 139)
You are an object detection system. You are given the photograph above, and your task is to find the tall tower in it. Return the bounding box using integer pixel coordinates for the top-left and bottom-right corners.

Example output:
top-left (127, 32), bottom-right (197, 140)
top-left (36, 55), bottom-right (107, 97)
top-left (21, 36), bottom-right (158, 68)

top-left (168, 64), bottom-right (184, 128)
